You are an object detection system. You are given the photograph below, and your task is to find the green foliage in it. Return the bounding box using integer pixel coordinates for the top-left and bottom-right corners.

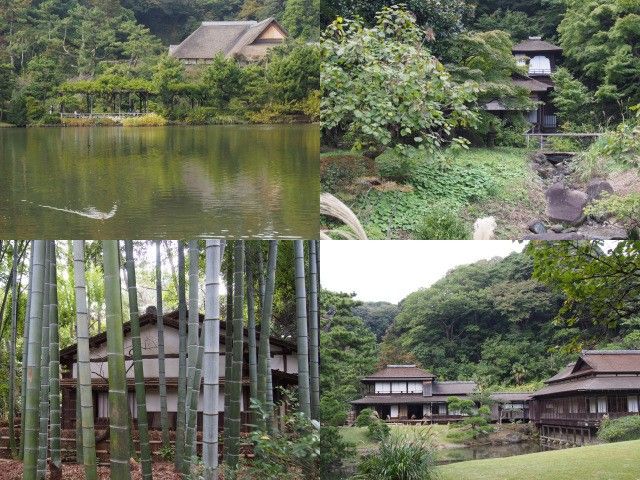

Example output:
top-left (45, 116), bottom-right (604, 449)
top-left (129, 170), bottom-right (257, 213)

top-left (551, 68), bottom-right (596, 128)
top-left (352, 302), bottom-right (399, 342)
top-left (0, 63), bottom-right (15, 121)
top-left (320, 426), bottom-right (356, 480)
top-left (158, 444), bottom-right (174, 461)
top-left (366, 419), bottom-right (391, 441)
top-left (585, 194), bottom-right (640, 236)
top-left (375, 148), bottom-right (423, 182)
top-left (446, 397), bottom-right (494, 442)
top-left (529, 241), bottom-right (640, 349)
top-left (320, 291), bottom-right (378, 427)
top-left (245, 398), bottom-right (320, 480)
top-left (473, 10), bottom-right (537, 42)
top-left (558, 0), bottom-right (640, 120)
top-left (415, 202), bottom-right (471, 240)
top-left (121, 113), bottom-right (168, 126)
top-left (598, 416), bottom-right (640, 443)
top-left (545, 136), bottom-right (581, 152)
top-left (355, 433), bottom-right (438, 480)
top-left (354, 408), bottom-right (376, 427)
top-left (322, 5), bottom-right (478, 151)
top-left (282, 0), bottom-right (320, 39)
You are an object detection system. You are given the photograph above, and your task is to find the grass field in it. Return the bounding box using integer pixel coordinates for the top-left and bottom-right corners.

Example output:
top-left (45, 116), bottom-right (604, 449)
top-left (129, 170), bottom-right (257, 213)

top-left (340, 424), bottom-right (454, 449)
top-left (438, 440), bottom-right (640, 480)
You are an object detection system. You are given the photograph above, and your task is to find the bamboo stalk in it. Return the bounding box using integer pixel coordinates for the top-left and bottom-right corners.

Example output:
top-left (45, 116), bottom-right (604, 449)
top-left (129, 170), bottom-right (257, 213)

top-left (102, 241), bottom-right (132, 480)
top-left (72, 241), bottom-right (98, 480)
top-left (155, 241), bottom-right (170, 450)
top-left (294, 240), bottom-right (311, 418)
top-left (308, 241), bottom-right (320, 421)
top-left (49, 242), bottom-right (62, 473)
top-left (8, 241), bottom-right (18, 456)
top-left (20, 241), bottom-right (34, 460)
top-left (37, 242), bottom-right (51, 479)
top-left (174, 241), bottom-right (187, 470)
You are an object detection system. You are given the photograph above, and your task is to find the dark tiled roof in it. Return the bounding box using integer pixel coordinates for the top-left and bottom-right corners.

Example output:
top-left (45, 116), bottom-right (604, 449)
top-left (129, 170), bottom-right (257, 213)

top-left (546, 351), bottom-right (640, 384)
top-left (362, 365), bottom-right (436, 381)
top-left (490, 392), bottom-right (533, 402)
top-left (170, 18), bottom-right (284, 59)
top-left (433, 381), bottom-right (477, 396)
top-left (533, 375), bottom-right (640, 397)
top-left (351, 395), bottom-right (464, 405)
top-left (512, 74), bottom-right (552, 93)
top-left (513, 37), bottom-right (562, 53)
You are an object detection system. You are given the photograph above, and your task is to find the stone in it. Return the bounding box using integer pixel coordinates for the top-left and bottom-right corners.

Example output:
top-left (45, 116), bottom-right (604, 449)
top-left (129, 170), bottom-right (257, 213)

top-left (563, 227), bottom-right (577, 233)
top-left (586, 179), bottom-right (614, 202)
top-left (577, 224), bottom-right (628, 240)
top-left (523, 232), bottom-right (586, 240)
top-left (550, 224), bottom-right (564, 233)
top-left (546, 182), bottom-right (589, 225)
top-left (528, 220), bottom-right (547, 235)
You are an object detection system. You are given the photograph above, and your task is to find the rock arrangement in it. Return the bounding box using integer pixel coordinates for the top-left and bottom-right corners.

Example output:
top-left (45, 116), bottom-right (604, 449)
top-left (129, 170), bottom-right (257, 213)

top-left (525, 152), bottom-right (627, 240)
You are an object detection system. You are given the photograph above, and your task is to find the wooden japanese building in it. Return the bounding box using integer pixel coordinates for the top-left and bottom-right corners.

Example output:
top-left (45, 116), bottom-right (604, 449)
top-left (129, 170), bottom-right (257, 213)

top-left (350, 365), bottom-right (477, 423)
top-left (169, 18), bottom-right (287, 65)
top-left (59, 307), bottom-right (298, 431)
top-left (485, 36), bottom-right (562, 133)
top-left (530, 350), bottom-right (640, 444)
top-left (490, 392), bottom-right (532, 423)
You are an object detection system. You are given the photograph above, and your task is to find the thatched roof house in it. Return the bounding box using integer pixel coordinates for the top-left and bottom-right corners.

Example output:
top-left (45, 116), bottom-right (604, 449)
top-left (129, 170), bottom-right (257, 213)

top-left (169, 18), bottom-right (287, 64)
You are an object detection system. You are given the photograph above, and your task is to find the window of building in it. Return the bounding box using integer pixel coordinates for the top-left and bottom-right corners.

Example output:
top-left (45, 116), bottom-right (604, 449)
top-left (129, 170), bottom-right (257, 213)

top-left (375, 382), bottom-right (391, 394)
top-left (392, 381), bottom-right (406, 394)
top-left (529, 56), bottom-right (551, 75)
top-left (438, 404), bottom-right (447, 415)
top-left (628, 396), bottom-right (639, 413)
top-left (408, 381), bottom-right (422, 393)
top-left (598, 397), bottom-right (608, 413)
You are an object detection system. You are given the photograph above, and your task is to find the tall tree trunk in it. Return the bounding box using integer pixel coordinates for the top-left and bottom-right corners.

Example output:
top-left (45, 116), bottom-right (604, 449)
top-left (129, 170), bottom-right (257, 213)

top-left (37, 242), bottom-right (51, 480)
top-left (72, 241), bottom-right (98, 480)
top-left (294, 241), bottom-right (311, 418)
top-left (8, 240), bottom-right (18, 456)
top-left (49, 242), bottom-right (62, 479)
top-left (246, 249), bottom-right (258, 427)
top-left (23, 241), bottom-right (46, 480)
top-left (183, 241), bottom-right (200, 473)
top-left (202, 240), bottom-right (222, 480)
top-left (308, 241), bottom-right (320, 421)
top-left (226, 240), bottom-right (245, 472)
top-left (102, 241), bottom-right (132, 480)
top-left (124, 241), bottom-right (153, 480)
top-left (155, 241), bottom-right (170, 450)
top-left (175, 241), bottom-right (188, 470)
top-left (223, 246), bottom-right (233, 458)
top-left (20, 241), bottom-right (34, 460)
top-left (257, 241), bottom-right (277, 431)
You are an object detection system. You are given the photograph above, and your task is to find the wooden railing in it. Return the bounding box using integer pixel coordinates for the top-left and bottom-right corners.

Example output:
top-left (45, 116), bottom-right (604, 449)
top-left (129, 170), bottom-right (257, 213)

top-left (525, 132), bottom-right (603, 150)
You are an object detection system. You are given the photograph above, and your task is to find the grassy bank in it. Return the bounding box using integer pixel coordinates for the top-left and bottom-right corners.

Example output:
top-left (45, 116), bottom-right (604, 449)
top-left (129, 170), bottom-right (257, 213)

top-left (321, 147), bottom-right (544, 239)
top-left (439, 439), bottom-right (640, 480)
top-left (340, 424), bottom-right (453, 450)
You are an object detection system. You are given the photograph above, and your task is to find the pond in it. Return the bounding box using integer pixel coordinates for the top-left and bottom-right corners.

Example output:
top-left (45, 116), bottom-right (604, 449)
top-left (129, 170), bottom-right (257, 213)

top-left (438, 441), bottom-right (570, 465)
top-left (0, 124), bottom-right (319, 239)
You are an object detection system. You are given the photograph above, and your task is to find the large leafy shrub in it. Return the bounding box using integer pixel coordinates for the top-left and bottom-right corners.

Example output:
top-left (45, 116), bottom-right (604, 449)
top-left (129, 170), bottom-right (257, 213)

top-left (356, 433), bottom-right (438, 480)
top-left (415, 202), bottom-right (471, 240)
top-left (354, 408), bottom-right (377, 427)
top-left (320, 426), bottom-right (356, 480)
top-left (366, 419), bottom-right (391, 441)
top-left (598, 415), bottom-right (640, 442)
top-left (322, 5), bottom-right (478, 151)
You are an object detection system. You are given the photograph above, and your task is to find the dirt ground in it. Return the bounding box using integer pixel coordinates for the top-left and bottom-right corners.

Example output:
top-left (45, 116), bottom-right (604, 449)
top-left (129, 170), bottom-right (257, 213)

top-left (0, 458), bottom-right (182, 480)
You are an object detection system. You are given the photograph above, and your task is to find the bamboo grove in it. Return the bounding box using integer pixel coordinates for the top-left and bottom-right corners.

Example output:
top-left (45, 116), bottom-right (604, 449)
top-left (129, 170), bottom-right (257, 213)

top-left (0, 240), bottom-right (321, 478)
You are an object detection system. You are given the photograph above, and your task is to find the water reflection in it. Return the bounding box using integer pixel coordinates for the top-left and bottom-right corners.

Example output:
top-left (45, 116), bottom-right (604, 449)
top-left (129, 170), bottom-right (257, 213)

top-left (0, 124), bottom-right (319, 238)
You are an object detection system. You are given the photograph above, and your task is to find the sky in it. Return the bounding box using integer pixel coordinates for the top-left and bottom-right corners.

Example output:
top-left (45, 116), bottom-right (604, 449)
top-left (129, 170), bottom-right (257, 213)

top-left (321, 241), bottom-right (526, 303)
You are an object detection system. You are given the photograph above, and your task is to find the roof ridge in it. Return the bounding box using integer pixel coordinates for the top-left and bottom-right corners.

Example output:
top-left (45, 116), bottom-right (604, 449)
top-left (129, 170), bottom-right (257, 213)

top-left (436, 380), bottom-right (476, 384)
top-left (582, 350), bottom-right (640, 355)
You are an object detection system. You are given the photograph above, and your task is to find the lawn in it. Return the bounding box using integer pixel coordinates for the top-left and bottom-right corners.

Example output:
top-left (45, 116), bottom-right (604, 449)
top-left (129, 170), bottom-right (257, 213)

top-left (321, 147), bottom-right (545, 239)
top-left (340, 424), bottom-right (454, 450)
top-left (438, 440), bottom-right (640, 480)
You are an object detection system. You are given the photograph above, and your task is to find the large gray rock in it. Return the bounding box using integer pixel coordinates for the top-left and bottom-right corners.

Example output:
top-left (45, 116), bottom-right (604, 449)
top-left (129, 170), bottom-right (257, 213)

top-left (546, 183), bottom-right (588, 225)
top-left (586, 179), bottom-right (614, 202)
top-left (577, 224), bottom-right (628, 240)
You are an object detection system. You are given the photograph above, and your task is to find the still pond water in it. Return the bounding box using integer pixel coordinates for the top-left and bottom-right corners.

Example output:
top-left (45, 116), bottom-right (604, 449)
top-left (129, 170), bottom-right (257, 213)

top-left (438, 441), bottom-right (546, 464)
top-left (0, 124), bottom-right (319, 238)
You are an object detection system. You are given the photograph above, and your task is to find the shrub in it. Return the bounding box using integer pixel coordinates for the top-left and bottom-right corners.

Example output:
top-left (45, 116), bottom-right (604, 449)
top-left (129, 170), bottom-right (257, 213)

top-left (546, 136), bottom-right (581, 152)
top-left (366, 419), bottom-right (391, 441)
top-left (598, 415), bottom-right (640, 442)
top-left (321, 154), bottom-right (370, 194)
top-left (185, 107), bottom-right (218, 125)
top-left (375, 148), bottom-right (423, 183)
top-left (320, 426), bottom-right (356, 480)
top-left (415, 202), bottom-right (471, 240)
top-left (320, 395), bottom-right (349, 427)
top-left (356, 434), bottom-right (438, 480)
top-left (354, 408), bottom-right (376, 427)
top-left (121, 113), bottom-right (168, 127)
top-left (585, 193), bottom-right (640, 237)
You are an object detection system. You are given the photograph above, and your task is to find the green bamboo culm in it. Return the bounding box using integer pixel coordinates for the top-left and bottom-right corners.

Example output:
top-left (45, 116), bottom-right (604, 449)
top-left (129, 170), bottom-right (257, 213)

top-left (203, 240), bottom-right (222, 480)
top-left (246, 246), bottom-right (258, 427)
top-left (183, 240), bottom-right (201, 475)
top-left (102, 240), bottom-right (132, 480)
top-left (226, 240), bottom-right (245, 472)
top-left (72, 240), bottom-right (98, 480)
top-left (175, 240), bottom-right (188, 470)
top-left (37, 241), bottom-right (52, 480)
top-left (223, 244), bottom-right (233, 458)
top-left (124, 241), bottom-right (153, 480)
top-left (308, 240), bottom-right (320, 421)
top-left (49, 242), bottom-right (62, 475)
top-left (257, 241), bottom-right (278, 431)
top-left (294, 240), bottom-right (311, 418)
top-left (23, 240), bottom-right (46, 480)
top-left (20, 241), bottom-right (34, 460)
top-left (75, 316), bottom-right (84, 465)
top-left (155, 241), bottom-right (170, 450)
top-left (8, 241), bottom-right (19, 456)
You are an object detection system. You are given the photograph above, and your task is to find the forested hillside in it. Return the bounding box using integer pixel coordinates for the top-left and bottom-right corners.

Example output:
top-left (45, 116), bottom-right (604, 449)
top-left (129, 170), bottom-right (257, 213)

top-left (321, 241), bottom-right (640, 425)
top-left (0, 0), bottom-right (320, 126)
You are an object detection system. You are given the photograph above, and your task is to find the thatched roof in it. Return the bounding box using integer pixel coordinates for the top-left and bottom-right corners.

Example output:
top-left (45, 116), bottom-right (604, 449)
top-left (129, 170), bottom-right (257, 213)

top-left (169, 18), bottom-right (286, 59)
top-left (513, 37), bottom-right (562, 53)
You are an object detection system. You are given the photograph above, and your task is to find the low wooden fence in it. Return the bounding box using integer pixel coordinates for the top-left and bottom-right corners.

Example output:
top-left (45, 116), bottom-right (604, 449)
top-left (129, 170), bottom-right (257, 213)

top-left (525, 132), bottom-right (603, 150)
